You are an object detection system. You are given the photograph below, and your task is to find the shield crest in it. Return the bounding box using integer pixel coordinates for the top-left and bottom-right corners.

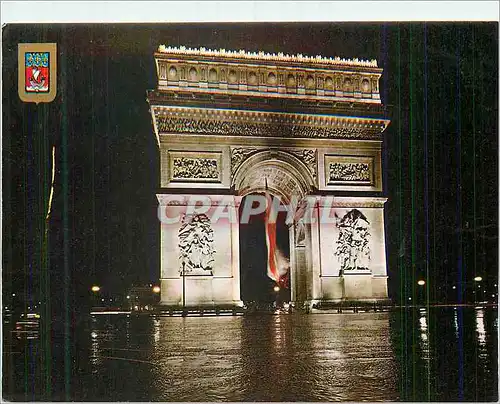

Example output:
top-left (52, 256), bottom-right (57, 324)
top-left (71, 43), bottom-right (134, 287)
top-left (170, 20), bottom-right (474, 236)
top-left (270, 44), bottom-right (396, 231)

top-left (18, 43), bottom-right (57, 103)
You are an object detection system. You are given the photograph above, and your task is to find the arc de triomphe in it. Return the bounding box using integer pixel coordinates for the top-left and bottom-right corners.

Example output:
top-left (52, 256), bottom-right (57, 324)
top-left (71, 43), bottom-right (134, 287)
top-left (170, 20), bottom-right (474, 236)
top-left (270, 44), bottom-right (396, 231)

top-left (147, 45), bottom-right (391, 308)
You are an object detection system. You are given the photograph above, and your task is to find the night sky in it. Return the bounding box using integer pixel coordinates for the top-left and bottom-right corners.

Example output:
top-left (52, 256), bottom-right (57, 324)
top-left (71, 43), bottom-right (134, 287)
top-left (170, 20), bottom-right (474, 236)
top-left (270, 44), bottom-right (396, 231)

top-left (2, 23), bottom-right (498, 313)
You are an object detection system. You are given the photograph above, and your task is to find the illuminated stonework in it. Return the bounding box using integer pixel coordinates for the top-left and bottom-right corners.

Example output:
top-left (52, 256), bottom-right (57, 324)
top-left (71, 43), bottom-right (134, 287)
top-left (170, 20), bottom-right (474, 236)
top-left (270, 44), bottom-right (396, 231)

top-left (287, 149), bottom-right (317, 180)
top-left (322, 154), bottom-right (377, 190)
top-left (172, 157), bottom-right (219, 181)
top-left (178, 214), bottom-right (215, 275)
top-left (152, 107), bottom-right (389, 140)
top-left (329, 162), bottom-right (371, 183)
top-left (166, 150), bottom-right (224, 185)
top-left (155, 45), bottom-right (382, 105)
top-left (335, 209), bottom-right (371, 273)
top-left (157, 45), bottom-right (379, 67)
top-left (231, 147), bottom-right (317, 180)
top-left (231, 147), bottom-right (258, 176)
top-left (149, 45), bottom-right (390, 307)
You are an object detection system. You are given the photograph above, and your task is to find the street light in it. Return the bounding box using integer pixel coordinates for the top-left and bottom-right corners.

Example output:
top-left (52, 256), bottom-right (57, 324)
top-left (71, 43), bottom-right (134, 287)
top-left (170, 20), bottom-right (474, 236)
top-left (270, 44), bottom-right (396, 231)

top-left (181, 261), bottom-right (187, 316)
top-left (90, 285), bottom-right (101, 309)
top-left (273, 285), bottom-right (280, 292)
top-left (474, 276), bottom-right (483, 304)
top-left (152, 286), bottom-right (161, 294)
top-left (417, 280), bottom-right (426, 286)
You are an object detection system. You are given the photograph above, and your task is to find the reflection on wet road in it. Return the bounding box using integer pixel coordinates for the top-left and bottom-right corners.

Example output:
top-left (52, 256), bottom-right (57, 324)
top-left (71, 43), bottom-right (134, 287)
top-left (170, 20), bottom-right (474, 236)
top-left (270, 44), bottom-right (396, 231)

top-left (3, 308), bottom-right (498, 402)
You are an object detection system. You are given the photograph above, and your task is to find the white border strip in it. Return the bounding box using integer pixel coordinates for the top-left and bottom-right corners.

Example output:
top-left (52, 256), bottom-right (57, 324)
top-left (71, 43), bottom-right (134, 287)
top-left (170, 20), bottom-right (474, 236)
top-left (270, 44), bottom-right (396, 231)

top-left (1, 1), bottom-right (499, 24)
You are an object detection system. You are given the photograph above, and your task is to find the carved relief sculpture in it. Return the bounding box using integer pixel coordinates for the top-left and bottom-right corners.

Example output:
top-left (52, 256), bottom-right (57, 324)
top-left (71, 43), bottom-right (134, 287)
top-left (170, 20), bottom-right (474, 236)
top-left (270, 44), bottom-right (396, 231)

top-left (152, 107), bottom-right (388, 139)
top-left (178, 214), bottom-right (215, 275)
top-left (231, 147), bottom-right (258, 176)
top-left (172, 157), bottom-right (219, 180)
top-left (232, 147), bottom-right (317, 180)
top-left (334, 209), bottom-right (371, 274)
top-left (154, 112), bottom-right (388, 140)
top-left (329, 162), bottom-right (371, 182)
top-left (293, 197), bottom-right (310, 247)
top-left (288, 149), bottom-right (317, 179)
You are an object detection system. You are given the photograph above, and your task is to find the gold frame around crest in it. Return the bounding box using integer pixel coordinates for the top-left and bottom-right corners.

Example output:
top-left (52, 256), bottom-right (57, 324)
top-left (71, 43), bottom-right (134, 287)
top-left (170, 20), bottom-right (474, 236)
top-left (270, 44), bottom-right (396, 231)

top-left (18, 43), bottom-right (57, 104)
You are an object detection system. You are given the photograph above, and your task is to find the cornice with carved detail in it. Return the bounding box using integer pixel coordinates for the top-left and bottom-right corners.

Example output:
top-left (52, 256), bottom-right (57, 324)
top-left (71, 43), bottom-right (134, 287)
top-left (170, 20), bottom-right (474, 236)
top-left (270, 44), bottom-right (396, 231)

top-left (154, 45), bottom-right (384, 106)
top-left (152, 106), bottom-right (389, 141)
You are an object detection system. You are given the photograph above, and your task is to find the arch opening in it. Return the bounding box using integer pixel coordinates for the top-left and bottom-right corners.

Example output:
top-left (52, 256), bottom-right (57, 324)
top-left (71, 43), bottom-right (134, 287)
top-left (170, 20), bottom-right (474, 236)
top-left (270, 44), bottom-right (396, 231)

top-left (234, 150), bottom-right (315, 311)
top-left (238, 193), bottom-right (291, 310)
top-left (232, 149), bottom-right (315, 203)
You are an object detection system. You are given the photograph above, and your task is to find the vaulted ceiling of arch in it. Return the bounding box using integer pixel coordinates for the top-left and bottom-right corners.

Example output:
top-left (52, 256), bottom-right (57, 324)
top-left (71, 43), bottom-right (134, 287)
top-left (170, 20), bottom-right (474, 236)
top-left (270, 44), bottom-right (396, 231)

top-left (238, 165), bottom-right (302, 202)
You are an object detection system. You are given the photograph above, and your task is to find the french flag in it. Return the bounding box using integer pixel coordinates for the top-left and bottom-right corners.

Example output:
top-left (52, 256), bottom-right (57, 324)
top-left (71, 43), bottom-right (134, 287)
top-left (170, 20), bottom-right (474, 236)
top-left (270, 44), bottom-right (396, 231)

top-left (264, 179), bottom-right (280, 284)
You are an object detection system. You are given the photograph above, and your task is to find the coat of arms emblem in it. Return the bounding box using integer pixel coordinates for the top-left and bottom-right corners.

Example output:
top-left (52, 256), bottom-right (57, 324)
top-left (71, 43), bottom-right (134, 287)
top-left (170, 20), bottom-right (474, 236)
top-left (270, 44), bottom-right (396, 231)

top-left (18, 43), bottom-right (57, 103)
top-left (25, 52), bottom-right (49, 92)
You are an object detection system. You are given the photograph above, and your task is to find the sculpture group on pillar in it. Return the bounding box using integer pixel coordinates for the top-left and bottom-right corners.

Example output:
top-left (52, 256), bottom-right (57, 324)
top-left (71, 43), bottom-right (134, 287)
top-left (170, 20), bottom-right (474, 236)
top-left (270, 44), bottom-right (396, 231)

top-left (178, 214), bottom-right (215, 275)
top-left (335, 209), bottom-right (371, 274)
top-left (293, 197), bottom-right (310, 247)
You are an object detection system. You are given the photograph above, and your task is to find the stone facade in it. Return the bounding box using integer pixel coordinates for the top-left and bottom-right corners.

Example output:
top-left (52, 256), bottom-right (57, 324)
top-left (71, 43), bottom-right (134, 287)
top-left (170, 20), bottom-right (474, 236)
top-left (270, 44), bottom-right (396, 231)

top-left (148, 45), bottom-right (391, 307)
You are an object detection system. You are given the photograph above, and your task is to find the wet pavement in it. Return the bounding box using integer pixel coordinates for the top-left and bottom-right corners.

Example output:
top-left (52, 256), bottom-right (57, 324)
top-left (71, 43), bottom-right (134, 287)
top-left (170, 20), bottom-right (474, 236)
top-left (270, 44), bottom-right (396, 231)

top-left (3, 307), bottom-right (498, 401)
